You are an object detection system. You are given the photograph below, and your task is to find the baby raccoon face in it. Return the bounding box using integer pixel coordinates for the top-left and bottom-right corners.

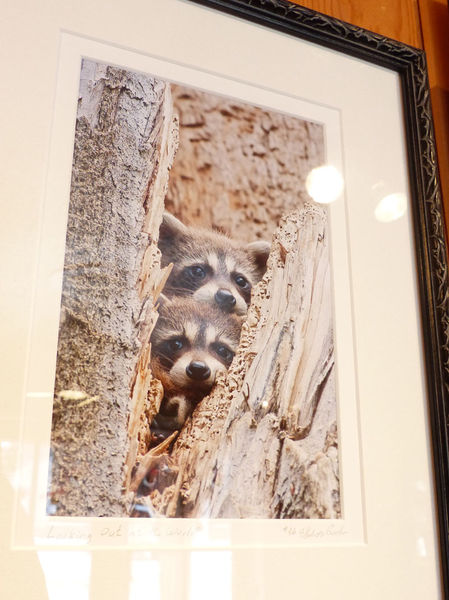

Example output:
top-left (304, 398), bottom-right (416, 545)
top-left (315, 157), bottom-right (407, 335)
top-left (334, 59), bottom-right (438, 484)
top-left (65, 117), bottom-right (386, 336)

top-left (158, 213), bottom-right (270, 315)
top-left (151, 298), bottom-right (241, 394)
top-left (173, 254), bottom-right (254, 316)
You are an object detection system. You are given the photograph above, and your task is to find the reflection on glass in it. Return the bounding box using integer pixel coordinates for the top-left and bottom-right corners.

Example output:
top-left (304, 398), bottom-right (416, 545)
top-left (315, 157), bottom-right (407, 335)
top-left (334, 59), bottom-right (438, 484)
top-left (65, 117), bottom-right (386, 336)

top-left (190, 551), bottom-right (232, 600)
top-left (38, 551), bottom-right (91, 600)
top-left (305, 165), bottom-right (344, 204)
top-left (1, 440), bottom-right (17, 487)
top-left (129, 552), bottom-right (161, 600)
top-left (17, 442), bottom-right (35, 515)
top-left (416, 536), bottom-right (427, 558)
top-left (374, 192), bottom-right (407, 223)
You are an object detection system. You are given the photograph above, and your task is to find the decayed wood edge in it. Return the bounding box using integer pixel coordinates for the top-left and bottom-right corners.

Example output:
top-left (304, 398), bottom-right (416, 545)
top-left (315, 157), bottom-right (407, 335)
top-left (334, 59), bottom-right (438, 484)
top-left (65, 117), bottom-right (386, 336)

top-left (123, 87), bottom-right (179, 501)
top-left (143, 203), bottom-right (338, 519)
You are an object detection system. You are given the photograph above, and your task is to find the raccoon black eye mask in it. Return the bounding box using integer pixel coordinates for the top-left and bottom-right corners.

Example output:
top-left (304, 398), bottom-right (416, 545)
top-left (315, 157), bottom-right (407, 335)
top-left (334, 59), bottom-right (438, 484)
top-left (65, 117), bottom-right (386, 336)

top-left (158, 212), bottom-right (270, 315)
top-left (155, 334), bottom-right (235, 373)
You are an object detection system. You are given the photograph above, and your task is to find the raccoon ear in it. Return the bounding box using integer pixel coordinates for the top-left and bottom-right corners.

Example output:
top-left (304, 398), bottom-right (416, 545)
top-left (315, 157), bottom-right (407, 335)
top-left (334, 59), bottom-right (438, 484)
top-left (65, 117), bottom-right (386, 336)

top-left (159, 212), bottom-right (188, 241)
top-left (246, 241), bottom-right (271, 274)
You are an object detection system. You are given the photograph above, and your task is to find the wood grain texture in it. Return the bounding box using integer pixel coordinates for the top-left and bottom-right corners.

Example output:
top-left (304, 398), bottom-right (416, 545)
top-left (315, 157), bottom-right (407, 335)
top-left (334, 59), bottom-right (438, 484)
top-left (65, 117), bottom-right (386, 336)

top-left (165, 84), bottom-right (325, 244)
top-left (418, 0), bottom-right (449, 243)
top-left (290, 0), bottom-right (423, 47)
top-left (418, 0), bottom-right (449, 87)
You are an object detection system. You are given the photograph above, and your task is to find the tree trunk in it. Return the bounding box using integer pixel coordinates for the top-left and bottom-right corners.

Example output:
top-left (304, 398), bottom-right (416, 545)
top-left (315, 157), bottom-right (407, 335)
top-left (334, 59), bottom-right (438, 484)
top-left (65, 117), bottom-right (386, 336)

top-left (48, 60), bottom-right (177, 516)
top-left (134, 85), bottom-right (338, 519)
top-left (148, 205), bottom-right (339, 519)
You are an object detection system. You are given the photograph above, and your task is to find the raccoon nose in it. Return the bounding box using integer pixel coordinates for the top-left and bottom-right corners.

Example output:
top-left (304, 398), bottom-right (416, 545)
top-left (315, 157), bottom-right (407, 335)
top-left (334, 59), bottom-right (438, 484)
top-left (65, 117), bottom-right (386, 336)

top-left (186, 361), bottom-right (211, 381)
top-left (215, 288), bottom-right (236, 311)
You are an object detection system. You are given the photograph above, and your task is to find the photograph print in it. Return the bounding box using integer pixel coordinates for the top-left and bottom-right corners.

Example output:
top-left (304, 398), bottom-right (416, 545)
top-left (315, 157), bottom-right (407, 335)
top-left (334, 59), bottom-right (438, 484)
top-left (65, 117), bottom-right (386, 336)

top-left (47, 59), bottom-right (339, 519)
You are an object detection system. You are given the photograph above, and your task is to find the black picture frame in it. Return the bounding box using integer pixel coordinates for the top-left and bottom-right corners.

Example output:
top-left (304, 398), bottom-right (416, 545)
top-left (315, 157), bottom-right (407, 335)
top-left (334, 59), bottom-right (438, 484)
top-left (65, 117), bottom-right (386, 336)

top-left (186, 0), bottom-right (449, 595)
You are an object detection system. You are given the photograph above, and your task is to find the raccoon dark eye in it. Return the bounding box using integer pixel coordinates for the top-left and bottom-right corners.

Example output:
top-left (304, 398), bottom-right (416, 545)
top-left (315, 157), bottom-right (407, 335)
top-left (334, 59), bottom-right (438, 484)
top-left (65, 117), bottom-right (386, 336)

top-left (167, 338), bottom-right (184, 352)
top-left (188, 265), bottom-right (207, 279)
top-left (213, 344), bottom-right (234, 364)
top-left (233, 273), bottom-right (250, 289)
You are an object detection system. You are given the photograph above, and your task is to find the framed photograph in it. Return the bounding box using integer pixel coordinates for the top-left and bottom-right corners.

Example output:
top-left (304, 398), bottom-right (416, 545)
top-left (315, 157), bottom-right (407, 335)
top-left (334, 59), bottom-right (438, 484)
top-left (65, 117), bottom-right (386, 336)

top-left (2, 0), bottom-right (448, 598)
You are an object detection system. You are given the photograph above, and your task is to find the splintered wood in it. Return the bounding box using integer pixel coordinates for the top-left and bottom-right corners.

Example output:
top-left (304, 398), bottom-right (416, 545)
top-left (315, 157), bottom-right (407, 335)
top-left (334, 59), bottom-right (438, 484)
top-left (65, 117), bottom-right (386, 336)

top-left (152, 205), bottom-right (339, 519)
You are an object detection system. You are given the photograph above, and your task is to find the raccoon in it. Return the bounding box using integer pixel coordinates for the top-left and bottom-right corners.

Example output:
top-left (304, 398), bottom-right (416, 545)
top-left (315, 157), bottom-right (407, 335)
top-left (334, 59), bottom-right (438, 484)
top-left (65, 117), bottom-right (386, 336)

top-left (158, 212), bottom-right (270, 315)
top-left (150, 296), bottom-right (242, 438)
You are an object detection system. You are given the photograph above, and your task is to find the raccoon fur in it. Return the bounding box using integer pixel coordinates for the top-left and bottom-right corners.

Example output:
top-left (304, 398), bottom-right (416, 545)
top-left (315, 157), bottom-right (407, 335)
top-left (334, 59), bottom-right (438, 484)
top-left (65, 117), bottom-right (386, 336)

top-left (150, 296), bottom-right (242, 439)
top-left (158, 212), bottom-right (270, 315)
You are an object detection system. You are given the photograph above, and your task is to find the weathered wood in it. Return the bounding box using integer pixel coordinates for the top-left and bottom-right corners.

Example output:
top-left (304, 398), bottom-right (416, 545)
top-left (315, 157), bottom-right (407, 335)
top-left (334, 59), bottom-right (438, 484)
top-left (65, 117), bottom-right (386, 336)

top-left (165, 84), bottom-right (325, 243)
top-left (292, 0), bottom-right (423, 47)
top-left (49, 60), bottom-right (177, 516)
top-left (150, 205), bottom-right (339, 519)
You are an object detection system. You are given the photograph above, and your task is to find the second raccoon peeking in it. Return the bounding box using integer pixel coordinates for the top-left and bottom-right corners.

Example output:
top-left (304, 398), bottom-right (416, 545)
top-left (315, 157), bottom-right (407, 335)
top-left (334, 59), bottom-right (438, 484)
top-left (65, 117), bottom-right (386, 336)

top-left (150, 212), bottom-right (271, 442)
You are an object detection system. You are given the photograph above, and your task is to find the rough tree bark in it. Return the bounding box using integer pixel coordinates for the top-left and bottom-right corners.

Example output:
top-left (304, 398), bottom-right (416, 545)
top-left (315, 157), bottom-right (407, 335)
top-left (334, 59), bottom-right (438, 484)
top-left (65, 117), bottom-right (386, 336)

top-left (165, 84), bottom-right (325, 243)
top-left (48, 60), bottom-right (177, 516)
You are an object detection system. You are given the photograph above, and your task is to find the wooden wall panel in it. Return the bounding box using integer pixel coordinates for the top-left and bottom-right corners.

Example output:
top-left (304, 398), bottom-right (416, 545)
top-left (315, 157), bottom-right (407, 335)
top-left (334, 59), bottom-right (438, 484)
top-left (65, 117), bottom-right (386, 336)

top-left (418, 0), bottom-right (449, 242)
top-left (290, 0), bottom-right (423, 47)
